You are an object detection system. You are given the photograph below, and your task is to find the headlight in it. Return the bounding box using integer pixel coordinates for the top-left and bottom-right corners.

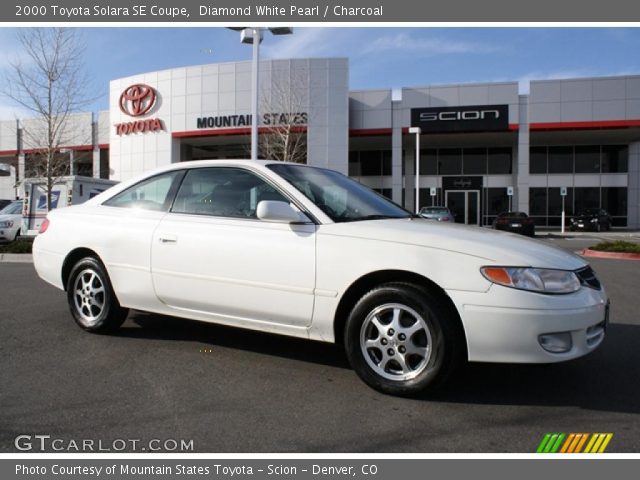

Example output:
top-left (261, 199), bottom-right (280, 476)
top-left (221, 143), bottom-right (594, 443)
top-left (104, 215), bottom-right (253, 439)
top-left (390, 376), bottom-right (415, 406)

top-left (0, 220), bottom-right (13, 228)
top-left (590, 218), bottom-right (598, 223)
top-left (481, 267), bottom-right (581, 294)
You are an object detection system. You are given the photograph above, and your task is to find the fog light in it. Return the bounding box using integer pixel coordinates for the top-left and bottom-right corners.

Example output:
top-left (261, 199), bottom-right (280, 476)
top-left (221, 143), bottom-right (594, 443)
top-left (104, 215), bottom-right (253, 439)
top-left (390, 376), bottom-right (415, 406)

top-left (538, 332), bottom-right (573, 353)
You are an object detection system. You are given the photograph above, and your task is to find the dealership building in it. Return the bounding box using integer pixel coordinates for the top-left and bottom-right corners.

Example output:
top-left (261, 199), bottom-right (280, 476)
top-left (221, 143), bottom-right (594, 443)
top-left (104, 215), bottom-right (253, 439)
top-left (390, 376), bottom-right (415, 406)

top-left (1, 57), bottom-right (639, 228)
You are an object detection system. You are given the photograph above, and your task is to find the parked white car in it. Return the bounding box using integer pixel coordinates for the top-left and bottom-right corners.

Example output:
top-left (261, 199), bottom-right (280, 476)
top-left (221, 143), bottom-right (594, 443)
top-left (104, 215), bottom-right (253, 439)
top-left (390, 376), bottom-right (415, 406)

top-left (33, 160), bottom-right (609, 395)
top-left (0, 200), bottom-right (23, 242)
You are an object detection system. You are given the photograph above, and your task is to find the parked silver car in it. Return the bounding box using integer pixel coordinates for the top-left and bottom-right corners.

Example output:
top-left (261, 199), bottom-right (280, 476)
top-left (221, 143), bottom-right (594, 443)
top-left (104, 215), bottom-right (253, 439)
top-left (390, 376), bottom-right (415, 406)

top-left (419, 206), bottom-right (455, 222)
top-left (0, 200), bottom-right (23, 242)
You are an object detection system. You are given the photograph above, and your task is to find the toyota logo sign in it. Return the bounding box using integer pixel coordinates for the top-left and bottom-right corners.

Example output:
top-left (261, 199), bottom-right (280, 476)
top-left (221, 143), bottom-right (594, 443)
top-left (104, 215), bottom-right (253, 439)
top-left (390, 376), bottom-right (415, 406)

top-left (119, 84), bottom-right (156, 117)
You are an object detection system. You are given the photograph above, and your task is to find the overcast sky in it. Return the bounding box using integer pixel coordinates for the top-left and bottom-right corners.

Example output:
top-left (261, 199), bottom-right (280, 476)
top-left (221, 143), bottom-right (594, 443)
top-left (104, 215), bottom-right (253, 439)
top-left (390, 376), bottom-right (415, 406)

top-left (1, 27), bottom-right (640, 119)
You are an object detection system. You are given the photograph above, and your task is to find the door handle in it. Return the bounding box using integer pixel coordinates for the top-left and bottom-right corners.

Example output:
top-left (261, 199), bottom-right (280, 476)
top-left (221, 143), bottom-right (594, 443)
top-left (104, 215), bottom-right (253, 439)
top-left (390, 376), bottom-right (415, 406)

top-left (158, 235), bottom-right (177, 244)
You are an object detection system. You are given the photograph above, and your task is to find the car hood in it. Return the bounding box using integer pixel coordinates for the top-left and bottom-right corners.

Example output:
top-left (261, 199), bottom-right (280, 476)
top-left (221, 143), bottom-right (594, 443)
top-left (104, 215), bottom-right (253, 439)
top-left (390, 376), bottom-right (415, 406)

top-left (323, 217), bottom-right (586, 270)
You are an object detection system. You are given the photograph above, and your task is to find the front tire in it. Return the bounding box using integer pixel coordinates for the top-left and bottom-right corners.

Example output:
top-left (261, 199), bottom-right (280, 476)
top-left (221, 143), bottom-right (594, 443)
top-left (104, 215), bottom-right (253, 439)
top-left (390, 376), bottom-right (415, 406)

top-left (344, 283), bottom-right (464, 396)
top-left (66, 257), bottom-right (128, 333)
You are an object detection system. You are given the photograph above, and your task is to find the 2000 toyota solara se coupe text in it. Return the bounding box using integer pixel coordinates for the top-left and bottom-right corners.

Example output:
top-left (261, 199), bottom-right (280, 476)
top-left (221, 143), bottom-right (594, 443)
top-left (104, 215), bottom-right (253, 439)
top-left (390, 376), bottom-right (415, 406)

top-left (33, 160), bottom-right (609, 395)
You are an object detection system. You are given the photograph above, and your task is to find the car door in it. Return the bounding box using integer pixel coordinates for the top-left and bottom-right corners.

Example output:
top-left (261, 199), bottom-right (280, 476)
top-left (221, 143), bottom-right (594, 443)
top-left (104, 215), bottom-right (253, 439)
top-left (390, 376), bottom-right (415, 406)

top-left (151, 166), bottom-right (316, 328)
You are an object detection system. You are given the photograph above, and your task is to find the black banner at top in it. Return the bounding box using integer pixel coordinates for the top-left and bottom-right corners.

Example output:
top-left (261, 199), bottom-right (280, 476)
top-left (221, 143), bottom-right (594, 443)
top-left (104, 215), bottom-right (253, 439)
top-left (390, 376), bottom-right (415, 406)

top-left (411, 104), bottom-right (509, 133)
top-left (3, 0), bottom-right (640, 22)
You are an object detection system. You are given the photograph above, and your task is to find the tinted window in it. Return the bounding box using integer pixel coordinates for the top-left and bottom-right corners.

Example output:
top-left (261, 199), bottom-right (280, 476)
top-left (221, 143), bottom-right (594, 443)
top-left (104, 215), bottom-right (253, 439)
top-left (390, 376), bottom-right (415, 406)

top-left (602, 145), bottom-right (628, 173)
top-left (548, 146), bottom-right (573, 174)
top-left (463, 148), bottom-right (487, 175)
top-left (574, 146), bottom-right (600, 173)
top-left (530, 147), bottom-right (547, 174)
top-left (419, 149), bottom-right (438, 175)
top-left (438, 148), bottom-right (462, 175)
top-left (529, 187), bottom-right (547, 216)
top-left (360, 151), bottom-right (383, 176)
top-left (488, 147), bottom-right (512, 174)
top-left (172, 167), bottom-right (287, 219)
top-left (104, 171), bottom-right (182, 211)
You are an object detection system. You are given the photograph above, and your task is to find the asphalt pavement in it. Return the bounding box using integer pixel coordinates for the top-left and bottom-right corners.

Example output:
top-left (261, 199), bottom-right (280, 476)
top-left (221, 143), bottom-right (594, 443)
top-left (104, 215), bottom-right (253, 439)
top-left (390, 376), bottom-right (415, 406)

top-left (1, 238), bottom-right (639, 453)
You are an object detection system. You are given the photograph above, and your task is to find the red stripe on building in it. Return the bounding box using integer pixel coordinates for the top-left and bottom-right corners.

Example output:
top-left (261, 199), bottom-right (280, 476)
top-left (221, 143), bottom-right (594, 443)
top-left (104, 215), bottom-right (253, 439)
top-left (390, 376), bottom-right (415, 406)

top-left (172, 126), bottom-right (308, 139)
top-left (530, 119), bottom-right (640, 131)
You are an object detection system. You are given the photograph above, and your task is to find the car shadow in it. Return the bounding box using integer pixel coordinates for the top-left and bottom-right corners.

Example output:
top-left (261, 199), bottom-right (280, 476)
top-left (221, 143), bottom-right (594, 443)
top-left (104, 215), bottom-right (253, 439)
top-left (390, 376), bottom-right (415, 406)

top-left (425, 323), bottom-right (640, 414)
top-left (118, 312), bottom-right (640, 414)
top-left (118, 310), bottom-right (350, 370)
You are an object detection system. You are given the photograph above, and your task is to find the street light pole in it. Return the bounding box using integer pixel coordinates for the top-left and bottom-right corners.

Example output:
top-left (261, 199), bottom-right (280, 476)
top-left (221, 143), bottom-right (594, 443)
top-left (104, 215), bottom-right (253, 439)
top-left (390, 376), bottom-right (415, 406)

top-left (228, 27), bottom-right (293, 161)
top-left (250, 28), bottom-right (261, 161)
top-left (409, 127), bottom-right (421, 213)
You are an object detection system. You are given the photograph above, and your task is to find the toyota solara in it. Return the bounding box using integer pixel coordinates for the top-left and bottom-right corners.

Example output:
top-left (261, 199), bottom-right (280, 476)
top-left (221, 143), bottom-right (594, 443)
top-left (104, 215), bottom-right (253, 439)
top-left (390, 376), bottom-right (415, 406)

top-left (33, 160), bottom-right (609, 395)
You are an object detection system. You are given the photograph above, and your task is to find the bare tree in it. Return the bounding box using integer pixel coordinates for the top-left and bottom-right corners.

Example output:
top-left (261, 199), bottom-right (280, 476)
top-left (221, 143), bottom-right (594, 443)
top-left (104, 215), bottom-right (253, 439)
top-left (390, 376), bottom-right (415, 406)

top-left (257, 69), bottom-right (308, 163)
top-left (2, 28), bottom-right (93, 210)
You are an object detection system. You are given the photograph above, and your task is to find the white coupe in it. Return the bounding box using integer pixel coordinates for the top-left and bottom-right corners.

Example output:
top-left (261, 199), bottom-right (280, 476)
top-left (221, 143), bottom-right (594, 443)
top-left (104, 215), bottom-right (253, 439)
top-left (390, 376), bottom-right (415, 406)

top-left (33, 160), bottom-right (609, 395)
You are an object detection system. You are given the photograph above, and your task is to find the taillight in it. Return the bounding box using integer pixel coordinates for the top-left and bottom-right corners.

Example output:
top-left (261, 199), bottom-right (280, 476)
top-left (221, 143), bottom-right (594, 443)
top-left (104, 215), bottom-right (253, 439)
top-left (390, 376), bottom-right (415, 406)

top-left (39, 218), bottom-right (49, 234)
top-left (496, 218), bottom-right (509, 224)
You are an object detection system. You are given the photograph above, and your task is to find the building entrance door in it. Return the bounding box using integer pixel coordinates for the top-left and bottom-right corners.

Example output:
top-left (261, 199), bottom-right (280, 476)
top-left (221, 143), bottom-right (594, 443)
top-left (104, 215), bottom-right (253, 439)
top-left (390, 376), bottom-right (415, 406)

top-left (446, 190), bottom-right (480, 225)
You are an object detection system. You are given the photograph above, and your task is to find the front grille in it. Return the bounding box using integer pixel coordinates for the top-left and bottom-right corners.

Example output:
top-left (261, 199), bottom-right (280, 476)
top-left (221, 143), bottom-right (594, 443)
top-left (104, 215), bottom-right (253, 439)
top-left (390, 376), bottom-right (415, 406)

top-left (576, 266), bottom-right (601, 290)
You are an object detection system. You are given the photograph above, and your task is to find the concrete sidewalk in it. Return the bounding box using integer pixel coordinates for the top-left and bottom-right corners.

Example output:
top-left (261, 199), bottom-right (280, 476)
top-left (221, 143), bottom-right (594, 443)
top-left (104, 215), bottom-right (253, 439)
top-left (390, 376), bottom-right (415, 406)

top-left (0, 253), bottom-right (33, 263)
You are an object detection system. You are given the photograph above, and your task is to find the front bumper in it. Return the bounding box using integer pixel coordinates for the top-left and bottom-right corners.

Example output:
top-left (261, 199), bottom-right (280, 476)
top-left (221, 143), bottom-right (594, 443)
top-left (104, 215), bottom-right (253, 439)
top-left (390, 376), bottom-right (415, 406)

top-left (448, 283), bottom-right (608, 363)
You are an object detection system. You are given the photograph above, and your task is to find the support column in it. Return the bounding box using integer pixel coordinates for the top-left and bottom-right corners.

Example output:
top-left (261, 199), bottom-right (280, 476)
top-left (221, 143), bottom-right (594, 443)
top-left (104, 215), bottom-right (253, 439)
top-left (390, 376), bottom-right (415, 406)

top-left (391, 98), bottom-right (403, 205)
top-left (92, 113), bottom-right (100, 178)
top-left (516, 94), bottom-right (530, 214)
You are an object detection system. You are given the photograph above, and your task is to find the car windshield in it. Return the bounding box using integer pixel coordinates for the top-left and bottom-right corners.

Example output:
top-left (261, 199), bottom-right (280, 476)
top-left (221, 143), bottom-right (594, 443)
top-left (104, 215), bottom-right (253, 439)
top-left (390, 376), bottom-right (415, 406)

top-left (268, 164), bottom-right (411, 222)
top-left (0, 201), bottom-right (22, 215)
top-left (500, 211), bottom-right (527, 218)
top-left (421, 207), bottom-right (448, 214)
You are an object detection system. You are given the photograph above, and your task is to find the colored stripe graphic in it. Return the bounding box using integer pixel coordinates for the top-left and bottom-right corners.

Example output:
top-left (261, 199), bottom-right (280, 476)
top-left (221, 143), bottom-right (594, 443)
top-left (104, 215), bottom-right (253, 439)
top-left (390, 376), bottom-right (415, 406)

top-left (537, 433), bottom-right (613, 453)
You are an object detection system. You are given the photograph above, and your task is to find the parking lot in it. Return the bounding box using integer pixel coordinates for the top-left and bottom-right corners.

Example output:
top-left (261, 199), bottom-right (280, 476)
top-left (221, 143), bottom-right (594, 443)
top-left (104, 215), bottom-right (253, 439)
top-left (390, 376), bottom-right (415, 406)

top-left (1, 234), bottom-right (639, 453)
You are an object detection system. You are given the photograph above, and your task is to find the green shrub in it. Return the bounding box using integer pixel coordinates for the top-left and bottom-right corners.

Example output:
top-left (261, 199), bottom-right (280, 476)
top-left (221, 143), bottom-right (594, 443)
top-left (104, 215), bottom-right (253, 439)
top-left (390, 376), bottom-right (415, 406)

top-left (0, 238), bottom-right (33, 254)
top-left (590, 240), bottom-right (640, 254)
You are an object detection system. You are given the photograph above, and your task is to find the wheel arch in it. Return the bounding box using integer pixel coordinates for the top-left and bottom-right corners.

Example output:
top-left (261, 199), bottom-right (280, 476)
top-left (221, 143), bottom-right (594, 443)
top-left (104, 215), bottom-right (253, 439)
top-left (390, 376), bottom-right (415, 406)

top-left (333, 270), bottom-right (467, 354)
top-left (61, 247), bottom-right (102, 291)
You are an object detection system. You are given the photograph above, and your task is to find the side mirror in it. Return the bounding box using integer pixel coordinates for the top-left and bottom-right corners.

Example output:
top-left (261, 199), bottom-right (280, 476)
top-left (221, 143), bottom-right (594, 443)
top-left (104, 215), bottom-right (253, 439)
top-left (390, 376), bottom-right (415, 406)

top-left (256, 200), bottom-right (310, 224)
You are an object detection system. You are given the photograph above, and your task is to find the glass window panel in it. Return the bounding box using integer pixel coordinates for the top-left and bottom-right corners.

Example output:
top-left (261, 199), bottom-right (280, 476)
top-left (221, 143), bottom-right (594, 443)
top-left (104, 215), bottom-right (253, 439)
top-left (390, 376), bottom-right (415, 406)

top-left (419, 149), bottom-right (438, 175)
top-left (463, 148), bottom-right (487, 175)
top-left (602, 145), bottom-right (628, 173)
top-left (438, 148), bottom-right (462, 175)
top-left (574, 146), bottom-right (601, 173)
top-left (486, 187), bottom-right (510, 216)
top-left (574, 187), bottom-right (600, 212)
top-left (548, 146), bottom-right (573, 174)
top-left (488, 147), bottom-right (512, 174)
top-left (359, 151), bottom-right (383, 176)
top-left (601, 187), bottom-right (627, 216)
top-left (530, 147), bottom-right (547, 174)
top-left (382, 150), bottom-right (392, 176)
top-left (548, 187), bottom-right (573, 216)
top-left (529, 187), bottom-right (547, 216)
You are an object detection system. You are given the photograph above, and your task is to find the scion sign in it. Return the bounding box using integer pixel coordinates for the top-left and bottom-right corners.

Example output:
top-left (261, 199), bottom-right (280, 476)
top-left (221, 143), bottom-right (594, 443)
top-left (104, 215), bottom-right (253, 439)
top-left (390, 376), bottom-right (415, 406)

top-left (411, 104), bottom-right (509, 133)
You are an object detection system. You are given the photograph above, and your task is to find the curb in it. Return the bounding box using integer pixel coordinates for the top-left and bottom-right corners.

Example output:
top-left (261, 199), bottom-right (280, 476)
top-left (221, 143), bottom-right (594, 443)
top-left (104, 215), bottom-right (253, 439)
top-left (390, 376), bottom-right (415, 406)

top-left (0, 253), bottom-right (33, 263)
top-left (580, 248), bottom-right (640, 260)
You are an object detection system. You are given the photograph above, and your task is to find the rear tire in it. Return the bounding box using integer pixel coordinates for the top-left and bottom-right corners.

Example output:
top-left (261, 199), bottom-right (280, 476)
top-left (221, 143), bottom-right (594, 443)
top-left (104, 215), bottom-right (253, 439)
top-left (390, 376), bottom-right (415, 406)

top-left (66, 257), bottom-right (128, 333)
top-left (344, 282), bottom-right (465, 396)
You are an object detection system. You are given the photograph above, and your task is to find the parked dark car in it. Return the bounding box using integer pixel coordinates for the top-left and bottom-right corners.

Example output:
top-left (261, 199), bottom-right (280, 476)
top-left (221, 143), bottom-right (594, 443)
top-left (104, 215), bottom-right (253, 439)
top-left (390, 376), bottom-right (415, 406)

top-left (492, 211), bottom-right (535, 237)
top-left (0, 199), bottom-right (13, 210)
top-left (570, 209), bottom-right (612, 232)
